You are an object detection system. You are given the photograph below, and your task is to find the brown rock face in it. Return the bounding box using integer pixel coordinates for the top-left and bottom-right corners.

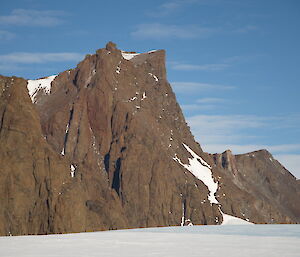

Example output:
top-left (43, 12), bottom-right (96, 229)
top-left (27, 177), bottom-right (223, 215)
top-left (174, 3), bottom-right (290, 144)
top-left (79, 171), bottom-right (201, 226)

top-left (0, 75), bottom-right (128, 235)
top-left (212, 150), bottom-right (300, 223)
top-left (0, 43), bottom-right (299, 236)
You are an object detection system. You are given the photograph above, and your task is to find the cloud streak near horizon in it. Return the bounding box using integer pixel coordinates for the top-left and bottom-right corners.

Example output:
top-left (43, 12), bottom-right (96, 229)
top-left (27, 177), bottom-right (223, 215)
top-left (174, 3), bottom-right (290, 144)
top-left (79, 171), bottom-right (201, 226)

top-left (181, 98), bottom-right (227, 111)
top-left (131, 23), bottom-right (216, 39)
top-left (171, 82), bottom-right (235, 92)
top-left (0, 30), bottom-right (15, 40)
top-left (131, 22), bottom-right (258, 40)
top-left (147, 0), bottom-right (201, 17)
top-left (171, 62), bottom-right (230, 71)
top-left (187, 114), bottom-right (299, 144)
top-left (0, 9), bottom-right (66, 27)
top-left (0, 52), bottom-right (84, 64)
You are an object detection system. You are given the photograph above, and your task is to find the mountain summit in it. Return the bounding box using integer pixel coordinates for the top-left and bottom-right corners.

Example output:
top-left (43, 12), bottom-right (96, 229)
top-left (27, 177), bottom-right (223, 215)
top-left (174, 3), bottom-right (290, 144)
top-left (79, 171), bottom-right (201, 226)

top-left (0, 42), bottom-right (299, 236)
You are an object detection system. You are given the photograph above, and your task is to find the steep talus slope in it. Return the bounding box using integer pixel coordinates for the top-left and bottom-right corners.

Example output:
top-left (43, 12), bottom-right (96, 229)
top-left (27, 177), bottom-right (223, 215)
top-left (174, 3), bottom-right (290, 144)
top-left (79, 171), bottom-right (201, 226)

top-left (0, 42), bottom-right (299, 236)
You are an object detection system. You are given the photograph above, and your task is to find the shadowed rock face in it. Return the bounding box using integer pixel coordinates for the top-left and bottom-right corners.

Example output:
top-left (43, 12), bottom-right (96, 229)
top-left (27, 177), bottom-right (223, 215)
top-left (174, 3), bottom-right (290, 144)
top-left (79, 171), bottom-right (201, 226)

top-left (0, 43), bottom-right (299, 236)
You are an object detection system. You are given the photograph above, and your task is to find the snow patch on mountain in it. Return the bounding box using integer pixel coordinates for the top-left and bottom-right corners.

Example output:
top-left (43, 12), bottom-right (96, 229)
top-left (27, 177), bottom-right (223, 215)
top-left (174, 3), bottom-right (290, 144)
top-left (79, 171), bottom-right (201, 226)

top-left (121, 51), bottom-right (140, 60)
top-left (121, 50), bottom-right (158, 60)
top-left (173, 143), bottom-right (253, 225)
top-left (220, 209), bottom-right (253, 225)
top-left (70, 164), bottom-right (76, 178)
top-left (27, 75), bottom-right (56, 103)
top-left (148, 73), bottom-right (159, 82)
top-left (173, 143), bottom-right (219, 204)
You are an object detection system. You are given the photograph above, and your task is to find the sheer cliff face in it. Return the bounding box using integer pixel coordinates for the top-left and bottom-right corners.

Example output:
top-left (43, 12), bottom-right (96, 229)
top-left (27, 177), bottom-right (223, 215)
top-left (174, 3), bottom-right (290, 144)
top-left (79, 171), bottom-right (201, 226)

top-left (0, 42), bottom-right (299, 236)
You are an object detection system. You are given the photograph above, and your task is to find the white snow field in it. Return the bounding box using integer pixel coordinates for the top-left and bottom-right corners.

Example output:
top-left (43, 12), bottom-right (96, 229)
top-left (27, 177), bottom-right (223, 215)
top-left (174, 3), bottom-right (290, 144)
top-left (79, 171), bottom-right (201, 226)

top-left (0, 225), bottom-right (299, 257)
top-left (27, 75), bottom-right (57, 103)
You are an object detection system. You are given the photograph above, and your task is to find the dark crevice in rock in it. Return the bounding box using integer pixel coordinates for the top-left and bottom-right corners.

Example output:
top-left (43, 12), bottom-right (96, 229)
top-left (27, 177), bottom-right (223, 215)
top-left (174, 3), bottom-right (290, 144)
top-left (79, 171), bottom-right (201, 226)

top-left (0, 106), bottom-right (6, 133)
top-left (221, 156), bottom-right (227, 169)
top-left (62, 107), bottom-right (74, 155)
top-left (73, 70), bottom-right (79, 88)
top-left (112, 158), bottom-right (122, 195)
top-left (73, 108), bottom-right (84, 158)
top-left (86, 200), bottom-right (101, 213)
top-left (104, 153), bottom-right (110, 173)
top-left (110, 107), bottom-right (116, 139)
top-left (202, 213), bottom-right (208, 225)
top-left (45, 199), bottom-right (51, 233)
top-left (32, 161), bottom-right (38, 184)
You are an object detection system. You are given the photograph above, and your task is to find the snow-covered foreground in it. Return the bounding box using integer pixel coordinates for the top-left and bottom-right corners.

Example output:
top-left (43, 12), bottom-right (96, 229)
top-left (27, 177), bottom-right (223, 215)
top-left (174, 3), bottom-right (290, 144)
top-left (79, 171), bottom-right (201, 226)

top-left (1, 225), bottom-right (299, 257)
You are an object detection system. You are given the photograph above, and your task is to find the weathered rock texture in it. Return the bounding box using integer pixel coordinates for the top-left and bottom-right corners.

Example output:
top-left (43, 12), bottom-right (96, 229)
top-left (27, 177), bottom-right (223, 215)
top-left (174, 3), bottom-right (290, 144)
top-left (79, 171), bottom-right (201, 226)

top-left (212, 150), bottom-right (300, 223)
top-left (0, 42), bottom-right (299, 236)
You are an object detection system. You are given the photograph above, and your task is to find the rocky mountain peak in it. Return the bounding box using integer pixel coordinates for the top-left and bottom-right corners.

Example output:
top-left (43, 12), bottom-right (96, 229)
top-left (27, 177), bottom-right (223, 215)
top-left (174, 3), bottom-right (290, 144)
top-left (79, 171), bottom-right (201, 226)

top-left (0, 42), bottom-right (299, 236)
top-left (106, 41), bottom-right (117, 51)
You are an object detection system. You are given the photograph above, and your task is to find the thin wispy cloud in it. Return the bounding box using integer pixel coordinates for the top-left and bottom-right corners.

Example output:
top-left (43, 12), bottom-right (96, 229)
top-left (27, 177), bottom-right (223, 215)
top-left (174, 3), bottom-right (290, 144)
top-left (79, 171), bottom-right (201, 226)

top-left (155, 2), bottom-right (181, 16)
top-left (181, 104), bottom-right (217, 111)
top-left (0, 63), bottom-right (23, 72)
top-left (169, 55), bottom-right (254, 72)
top-left (0, 52), bottom-right (84, 64)
top-left (148, 0), bottom-right (199, 17)
top-left (0, 9), bottom-right (66, 27)
top-left (196, 97), bottom-right (225, 104)
top-left (233, 25), bottom-right (258, 33)
top-left (0, 30), bottom-right (15, 40)
top-left (188, 114), bottom-right (266, 139)
top-left (171, 82), bottom-right (234, 92)
top-left (181, 98), bottom-right (226, 111)
top-left (147, 0), bottom-right (231, 17)
top-left (186, 114), bottom-right (300, 146)
top-left (171, 62), bottom-right (229, 71)
top-left (131, 23), bottom-right (216, 39)
top-left (131, 22), bottom-right (258, 40)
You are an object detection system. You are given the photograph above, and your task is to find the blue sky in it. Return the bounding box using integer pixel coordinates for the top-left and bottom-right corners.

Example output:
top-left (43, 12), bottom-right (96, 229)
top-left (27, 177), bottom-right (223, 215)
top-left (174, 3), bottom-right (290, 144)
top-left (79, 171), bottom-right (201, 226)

top-left (0, 0), bottom-right (299, 178)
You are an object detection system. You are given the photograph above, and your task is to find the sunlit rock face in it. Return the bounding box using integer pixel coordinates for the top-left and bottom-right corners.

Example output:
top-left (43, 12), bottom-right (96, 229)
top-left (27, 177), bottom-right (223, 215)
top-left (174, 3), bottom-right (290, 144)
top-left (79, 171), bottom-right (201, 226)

top-left (0, 42), bottom-right (299, 236)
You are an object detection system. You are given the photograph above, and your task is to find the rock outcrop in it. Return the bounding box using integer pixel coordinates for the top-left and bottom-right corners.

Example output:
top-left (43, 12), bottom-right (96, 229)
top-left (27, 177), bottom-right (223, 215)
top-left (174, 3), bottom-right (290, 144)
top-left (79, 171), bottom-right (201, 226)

top-left (0, 42), bottom-right (299, 236)
top-left (212, 150), bottom-right (300, 223)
